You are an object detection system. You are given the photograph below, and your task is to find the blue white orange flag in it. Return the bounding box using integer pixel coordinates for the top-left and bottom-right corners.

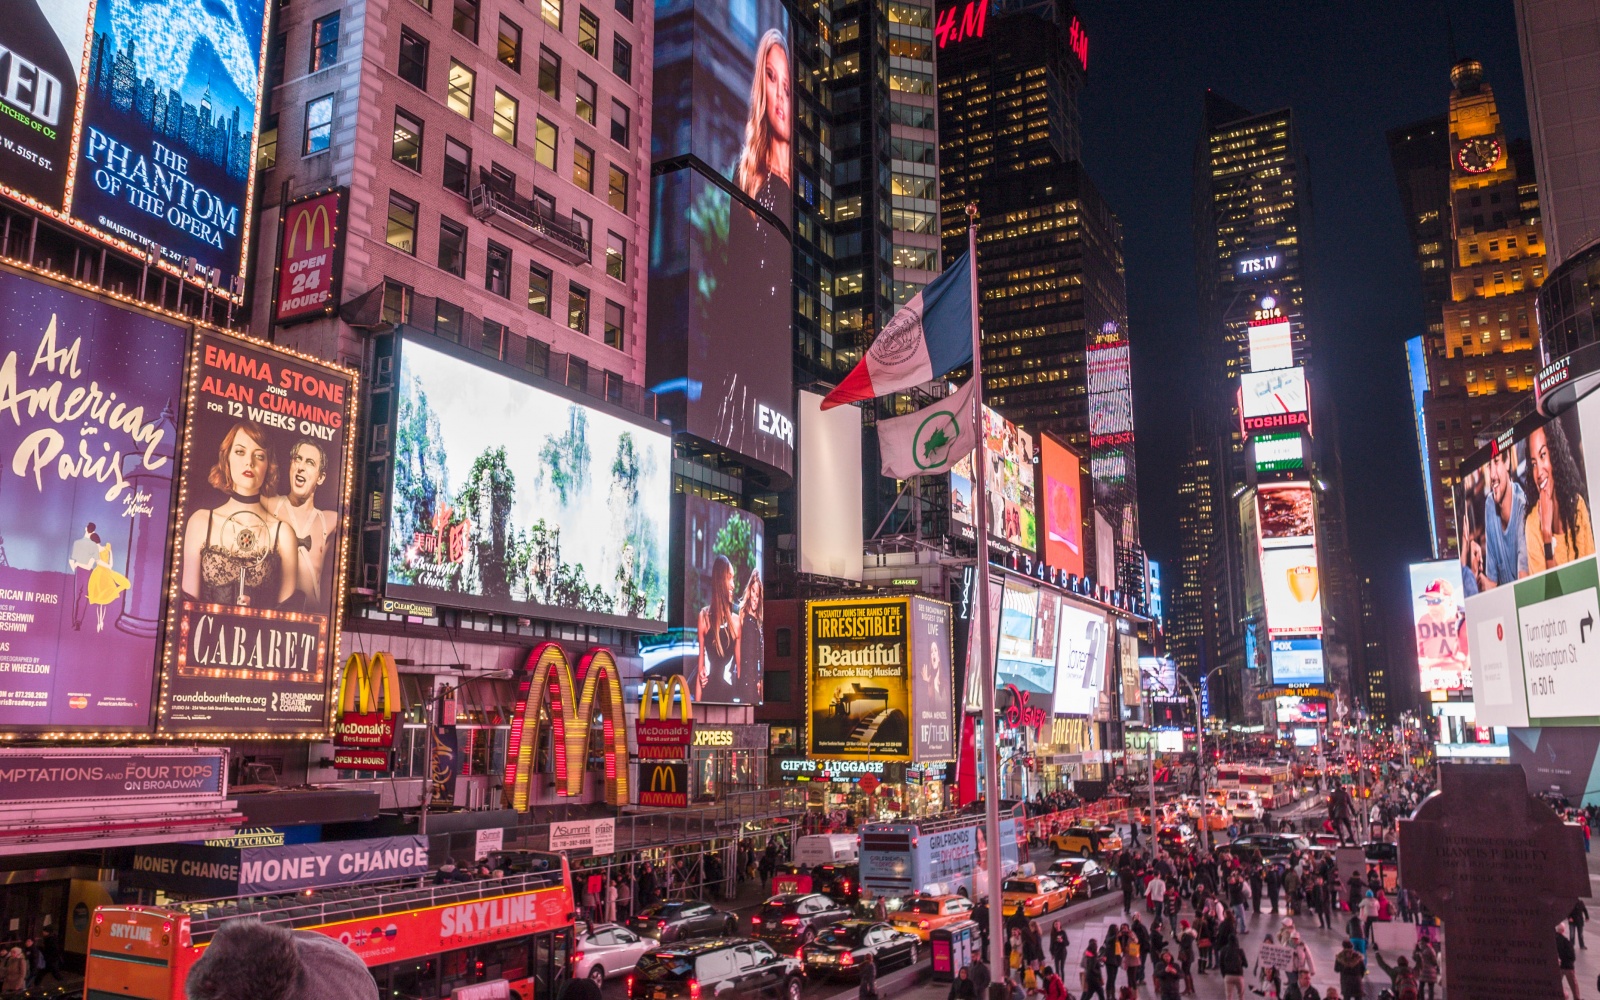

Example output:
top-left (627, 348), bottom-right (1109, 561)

top-left (821, 253), bottom-right (975, 409)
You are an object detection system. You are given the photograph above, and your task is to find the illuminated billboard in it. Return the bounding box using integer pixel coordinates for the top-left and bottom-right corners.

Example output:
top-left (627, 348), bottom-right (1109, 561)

top-left (0, 271), bottom-right (185, 732)
top-left (1257, 483), bottom-right (1315, 547)
top-left (385, 337), bottom-right (672, 629)
top-left (1260, 546), bottom-right (1322, 636)
top-left (648, 168), bottom-right (793, 475)
top-left (651, 0), bottom-right (792, 227)
top-left (1087, 331), bottom-right (1133, 490)
top-left (1270, 638), bottom-right (1325, 685)
top-left (1240, 367), bottom-right (1310, 434)
top-left (1254, 432), bottom-right (1304, 472)
top-left (1040, 434), bottom-right (1084, 576)
top-left (1410, 559), bottom-right (1468, 694)
top-left (995, 579), bottom-right (1058, 702)
top-left (1138, 656), bottom-right (1176, 696)
top-left (806, 598), bottom-right (912, 762)
top-left (161, 331), bottom-right (356, 736)
top-left (1275, 695), bottom-right (1327, 724)
top-left (950, 406), bottom-right (1036, 553)
top-left (1461, 400), bottom-right (1600, 728)
top-left (1247, 319), bottom-right (1294, 372)
top-left (2, 0), bottom-right (272, 296)
top-left (1053, 598), bottom-right (1108, 716)
top-left (645, 494), bottom-right (765, 705)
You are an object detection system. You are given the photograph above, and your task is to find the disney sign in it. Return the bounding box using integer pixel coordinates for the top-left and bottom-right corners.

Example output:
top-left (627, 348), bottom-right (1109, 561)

top-left (1001, 684), bottom-right (1047, 737)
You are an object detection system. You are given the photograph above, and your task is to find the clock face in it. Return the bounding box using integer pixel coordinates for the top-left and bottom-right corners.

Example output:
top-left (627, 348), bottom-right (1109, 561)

top-left (1457, 137), bottom-right (1503, 174)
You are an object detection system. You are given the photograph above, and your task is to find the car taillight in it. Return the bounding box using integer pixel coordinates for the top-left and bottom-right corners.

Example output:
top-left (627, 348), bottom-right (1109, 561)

top-left (627, 976), bottom-right (634, 996)
top-left (840, 953), bottom-right (854, 966)
top-left (842, 881), bottom-right (851, 892)
top-left (751, 916), bottom-right (762, 924)
top-left (689, 980), bottom-right (701, 1000)
top-left (659, 920), bottom-right (668, 928)
top-left (919, 920), bottom-right (930, 929)
top-left (782, 917), bottom-right (801, 926)
top-left (574, 953), bottom-right (584, 964)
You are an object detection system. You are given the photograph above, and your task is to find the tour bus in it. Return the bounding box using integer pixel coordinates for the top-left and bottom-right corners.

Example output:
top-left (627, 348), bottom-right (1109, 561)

top-left (83, 853), bottom-right (576, 1000)
top-left (1238, 765), bottom-right (1299, 809)
top-left (859, 809), bottom-right (1025, 903)
top-left (1213, 765), bottom-right (1242, 792)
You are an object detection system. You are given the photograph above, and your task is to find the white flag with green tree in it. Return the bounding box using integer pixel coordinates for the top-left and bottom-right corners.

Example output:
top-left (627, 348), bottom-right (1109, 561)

top-left (876, 379), bottom-right (978, 480)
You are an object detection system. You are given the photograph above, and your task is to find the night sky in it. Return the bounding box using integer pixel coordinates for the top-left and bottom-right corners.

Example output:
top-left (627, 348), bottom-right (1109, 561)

top-left (1074, 0), bottom-right (1528, 654)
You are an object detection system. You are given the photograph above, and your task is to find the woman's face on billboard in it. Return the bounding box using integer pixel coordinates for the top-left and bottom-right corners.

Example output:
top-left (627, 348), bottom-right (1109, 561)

top-left (764, 43), bottom-right (791, 143)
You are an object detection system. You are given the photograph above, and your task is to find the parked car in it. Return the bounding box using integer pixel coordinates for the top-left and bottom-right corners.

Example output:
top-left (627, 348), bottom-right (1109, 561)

top-left (799, 920), bottom-right (920, 979)
top-left (575, 923), bottom-right (656, 987)
top-left (627, 900), bottom-right (739, 942)
top-left (750, 893), bottom-right (853, 948)
top-left (629, 938), bottom-right (803, 1000)
top-left (1045, 857), bottom-right (1110, 899)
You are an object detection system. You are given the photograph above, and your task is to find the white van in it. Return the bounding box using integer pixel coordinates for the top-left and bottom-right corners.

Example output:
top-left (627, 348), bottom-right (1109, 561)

top-left (1226, 789), bottom-right (1264, 821)
top-left (793, 833), bottom-right (859, 866)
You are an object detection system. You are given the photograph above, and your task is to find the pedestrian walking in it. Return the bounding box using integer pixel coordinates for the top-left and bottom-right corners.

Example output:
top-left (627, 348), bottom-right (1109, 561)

top-left (1411, 939), bottom-right (1439, 1000)
top-left (949, 967), bottom-right (977, 1000)
top-left (2, 946), bottom-right (24, 996)
top-left (1216, 935), bottom-right (1247, 1000)
top-left (858, 952), bottom-right (879, 1000)
top-left (1080, 939), bottom-right (1107, 1000)
top-left (1153, 950), bottom-right (1182, 1000)
top-left (1571, 900), bottom-right (1590, 950)
top-left (1332, 940), bottom-right (1366, 1000)
top-left (1050, 925), bottom-right (1070, 978)
top-left (1556, 929), bottom-right (1580, 1000)
top-left (971, 955), bottom-right (993, 999)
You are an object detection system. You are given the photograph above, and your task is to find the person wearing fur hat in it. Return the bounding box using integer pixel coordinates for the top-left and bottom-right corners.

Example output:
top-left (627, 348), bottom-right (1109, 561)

top-left (185, 919), bottom-right (378, 1000)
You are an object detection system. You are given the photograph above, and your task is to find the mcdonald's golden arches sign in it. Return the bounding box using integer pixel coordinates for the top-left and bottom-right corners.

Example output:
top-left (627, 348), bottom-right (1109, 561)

top-left (502, 643), bottom-right (629, 809)
top-left (637, 676), bottom-right (694, 760)
top-left (335, 651), bottom-right (402, 749)
top-left (640, 762), bottom-right (689, 808)
top-left (275, 189), bottom-right (346, 324)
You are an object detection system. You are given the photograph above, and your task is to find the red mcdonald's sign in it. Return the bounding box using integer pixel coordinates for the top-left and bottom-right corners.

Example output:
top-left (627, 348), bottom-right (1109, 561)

top-left (275, 189), bottom-right (346, 325)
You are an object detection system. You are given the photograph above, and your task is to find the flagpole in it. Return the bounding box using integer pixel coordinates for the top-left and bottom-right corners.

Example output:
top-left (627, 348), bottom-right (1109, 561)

top-left (965, 203), bottom-right (1006, 991)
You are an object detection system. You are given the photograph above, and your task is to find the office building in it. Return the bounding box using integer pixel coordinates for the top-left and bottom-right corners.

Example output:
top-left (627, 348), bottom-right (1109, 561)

top-left (1358, 577), bottom-right (1392, 722)
top-left (1185, 93), bottom-right (1360, 721)
top-left (936, 0), bottom-right (1144, 595)
top-left (1399, 61), bottom-right (1546, 559)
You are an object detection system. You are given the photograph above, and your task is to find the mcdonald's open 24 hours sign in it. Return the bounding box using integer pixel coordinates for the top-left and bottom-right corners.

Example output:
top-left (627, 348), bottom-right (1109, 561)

top-left (275, 189), bottom-right (347, 325)
top-left (333, 652), bottom-right (401, 771)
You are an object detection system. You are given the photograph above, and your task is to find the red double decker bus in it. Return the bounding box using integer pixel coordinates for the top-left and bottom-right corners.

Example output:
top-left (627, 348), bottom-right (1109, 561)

top-left (84, 854), bottom-right (576, 1000)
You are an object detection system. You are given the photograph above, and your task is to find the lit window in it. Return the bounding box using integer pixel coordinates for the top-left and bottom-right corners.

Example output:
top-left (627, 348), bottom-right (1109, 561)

top-left (493, 89), bottom-right (518, 144)
top-left (579, 7), bottom-right (600, 56)
top-left (257, 128), bottom-right (278, 170)
top-left (541, 0), bottom-right (562, 29)
top-left (498, 17), bottom-right (522, 71)
top-left (391, 109), bottom-right (423, 171)
top-left (607, 165), bottom-right (628, 212)
top-left (528, 264), bottom-right (552, 316)
top-left (576, 74), bottom-right (597, 124)
top-left (568, 283), bottom-right (590, 333)
top-left (387, 192), bottom-right (418, 254)
top-left (535, 117), bottom-right (558, 169)
top-left (574, 142), bottom-right (594, 191)
top-left (447, 61), bottom-right (474, 118)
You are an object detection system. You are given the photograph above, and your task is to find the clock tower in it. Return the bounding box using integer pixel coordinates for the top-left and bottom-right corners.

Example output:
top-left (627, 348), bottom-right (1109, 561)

top-left (1417, 59), bottom-right (1549, 559)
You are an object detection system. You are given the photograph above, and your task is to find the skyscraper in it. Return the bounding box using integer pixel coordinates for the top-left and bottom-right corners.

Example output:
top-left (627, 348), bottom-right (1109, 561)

top-left (1400, 61), bottom-right (1546, 562)
top-left (1185, 93), bottom-right (1360, 722)
top-left (936, 0), bottom-right (1143, 595)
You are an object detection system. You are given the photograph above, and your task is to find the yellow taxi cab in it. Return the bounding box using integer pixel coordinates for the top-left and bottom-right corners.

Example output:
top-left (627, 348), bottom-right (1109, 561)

top-left (889, 894), bottom-right (975, 941)
top-left (1049, 824), bottom-right (1123, 856)
top-left (1001, 874), bottom-right (1073, 917)
top-left (1195, 804), bottom-right (1229, 831)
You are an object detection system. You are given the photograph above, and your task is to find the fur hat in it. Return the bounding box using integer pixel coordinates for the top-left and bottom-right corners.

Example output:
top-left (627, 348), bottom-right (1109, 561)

top-left (186, 920), bottom-right (378, 1000)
